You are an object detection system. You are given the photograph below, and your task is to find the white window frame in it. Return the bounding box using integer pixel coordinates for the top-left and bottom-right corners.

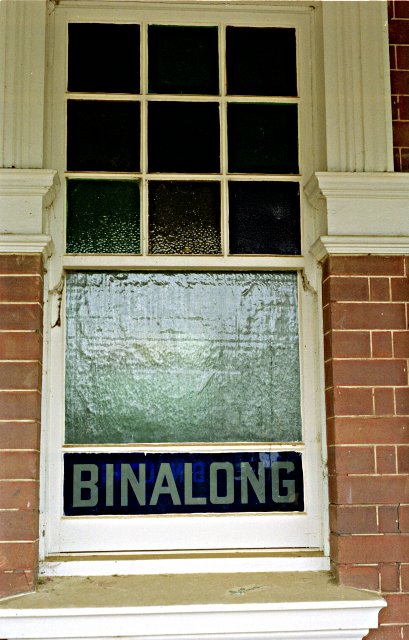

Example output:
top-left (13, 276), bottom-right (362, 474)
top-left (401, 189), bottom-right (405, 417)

top-left (41, 1), bottom-right (328, 566)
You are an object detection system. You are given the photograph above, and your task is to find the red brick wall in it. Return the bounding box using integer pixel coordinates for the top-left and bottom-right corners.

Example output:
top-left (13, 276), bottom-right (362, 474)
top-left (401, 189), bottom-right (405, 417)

top-left (323, 255), bottom-right (409, 639)
top-left (0, 255), bottom-right (43, 598)
top-left (389, 0), bottom-right (409, 171)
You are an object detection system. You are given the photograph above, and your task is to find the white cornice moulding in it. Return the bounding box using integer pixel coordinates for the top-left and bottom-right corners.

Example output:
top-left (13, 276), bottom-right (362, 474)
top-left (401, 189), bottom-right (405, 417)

top-left (305, 172), bottom-right (409, 239)
top-left (0, 600), bottom-right (386, 640)
top-left (0, 169), bottom-right (60, 235)
top-left (0, 234), bottom-right (53, 257)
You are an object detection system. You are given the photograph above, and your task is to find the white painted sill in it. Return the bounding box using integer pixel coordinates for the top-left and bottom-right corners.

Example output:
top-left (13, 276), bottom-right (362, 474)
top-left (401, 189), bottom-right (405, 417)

top-left (0, 572), bottom-right (385, 640)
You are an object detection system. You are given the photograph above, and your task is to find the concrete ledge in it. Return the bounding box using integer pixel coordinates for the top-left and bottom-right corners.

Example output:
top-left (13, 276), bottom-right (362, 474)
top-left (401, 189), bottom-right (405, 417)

top-left (0, 572), bottom-right (385, 640)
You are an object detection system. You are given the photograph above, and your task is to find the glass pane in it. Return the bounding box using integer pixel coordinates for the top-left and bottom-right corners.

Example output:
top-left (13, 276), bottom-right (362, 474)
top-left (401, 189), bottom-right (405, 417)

top-left (68, 24), bottom-right (140, 94)
top-left (65, 272), bottom-right (301, 444)
top-left (148, 25), bottom-right (219, 95)
top-left (228, 104), bottom-right (298, 174)
top-left (66, 180), bottom-right (140, 254)
top-left (226, 27), bottom-right (297, 96)
top-left (148, 102), bottom-right (220, 173)
top-left (229, 182), bottom-right (300, 255)
top-left (149, 182), bottom-right (221, 254)
top-left (67, 100), bottom-right (140, 172)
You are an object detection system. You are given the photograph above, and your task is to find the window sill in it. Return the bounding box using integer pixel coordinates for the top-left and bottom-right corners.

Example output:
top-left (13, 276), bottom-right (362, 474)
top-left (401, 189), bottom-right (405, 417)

top-left (0, 572), bottom-right (385, 640)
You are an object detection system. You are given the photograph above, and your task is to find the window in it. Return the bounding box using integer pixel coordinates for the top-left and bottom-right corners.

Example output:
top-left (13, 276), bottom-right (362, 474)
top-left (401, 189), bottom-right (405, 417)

top-left (44, 3), bottom-right (325, 559)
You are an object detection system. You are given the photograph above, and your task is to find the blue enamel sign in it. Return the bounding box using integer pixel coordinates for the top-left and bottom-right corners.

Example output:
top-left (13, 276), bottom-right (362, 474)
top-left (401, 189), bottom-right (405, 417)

top-left (64, 451), bottom-right (304, 516)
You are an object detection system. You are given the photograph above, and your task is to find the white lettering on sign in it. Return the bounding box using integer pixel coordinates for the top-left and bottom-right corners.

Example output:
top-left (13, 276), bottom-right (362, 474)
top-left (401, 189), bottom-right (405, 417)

top-left (71, 460), bottom-right (297, 509)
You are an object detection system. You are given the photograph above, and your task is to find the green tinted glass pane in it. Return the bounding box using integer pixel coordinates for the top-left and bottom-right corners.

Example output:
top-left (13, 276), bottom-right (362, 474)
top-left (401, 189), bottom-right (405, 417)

top-left (66, 180), bottom-right (140, 253)
top-left (228, 104), bottom-right (298, 174)
top-left (65, 272), bottom-right (301, 444)
top-left (149, 181), bottom-right (221, 254)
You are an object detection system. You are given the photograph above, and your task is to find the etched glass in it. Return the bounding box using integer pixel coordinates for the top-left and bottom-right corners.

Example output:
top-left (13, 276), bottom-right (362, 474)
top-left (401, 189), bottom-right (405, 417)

top-left (65, 272), bottom-right (301, 444)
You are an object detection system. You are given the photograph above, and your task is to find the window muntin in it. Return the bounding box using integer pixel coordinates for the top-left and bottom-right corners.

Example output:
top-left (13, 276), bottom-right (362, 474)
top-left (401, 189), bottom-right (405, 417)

top-left (44, 5), bottom-right (324, 555)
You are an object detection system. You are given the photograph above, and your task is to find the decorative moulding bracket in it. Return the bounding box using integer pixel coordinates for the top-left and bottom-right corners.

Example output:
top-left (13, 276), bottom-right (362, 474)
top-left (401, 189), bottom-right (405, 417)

top-left (305, 173), bottom-right (409, 250)
top-left (0, 169), bottom-right (60, 236)
top-left (0, 234), bottom-right (53, 257)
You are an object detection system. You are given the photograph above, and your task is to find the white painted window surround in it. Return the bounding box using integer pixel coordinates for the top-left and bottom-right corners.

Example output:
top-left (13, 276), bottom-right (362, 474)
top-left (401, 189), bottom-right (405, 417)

top-left (0, 0), bottom-right (404, 638)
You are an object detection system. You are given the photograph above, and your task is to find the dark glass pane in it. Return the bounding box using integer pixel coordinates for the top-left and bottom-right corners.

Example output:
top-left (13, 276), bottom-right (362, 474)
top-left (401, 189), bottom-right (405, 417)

top-left (229, 181), bottom-right (300, 255)
top-left (67, 100), bottom-right (140, 172)
top-left (149, 181), bottom-right (221, 254)
top-left (226, 27), bottom-right (297, 96)
top-left (148, 25), bottom-right (219, 95)
top-left (148, 102), bottom-right (220, 173)
top-left (65, 271), bottom-right (301, 443)
top-left (68, 24), bottom-right (140, 94)
top-left (66, 179), bottom-right (140, 253)
top-left (228, 104), bottom-right (298, 174)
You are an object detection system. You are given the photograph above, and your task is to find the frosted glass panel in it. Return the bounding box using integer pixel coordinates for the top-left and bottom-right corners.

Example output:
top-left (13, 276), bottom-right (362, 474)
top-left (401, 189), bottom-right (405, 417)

top-left (65, 272), bottom-right (301, 444)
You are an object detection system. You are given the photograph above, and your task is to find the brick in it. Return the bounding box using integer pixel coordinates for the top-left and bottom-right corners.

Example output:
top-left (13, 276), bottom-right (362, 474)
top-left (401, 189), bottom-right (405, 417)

top-left (0, 332), bottom-right (41, 360)
top-left (390, 21), bottom-right (409, 45)
top-left (0, 481), bottom-right (38, 509)
top-left (0, 304), bottom-right (42, 330)
top-left (328, 445), bottom-right (375, 474)
top-left (329, 331), bottom-right (371, 358)
top-left (392, 277), bottom-right (409, 300)
top-left (394, 121), bottom-right (409, 146)
top-left (332, 533), bottom-right (409, 563)
top-left (397, 446), bottom-right (409, 472)
top-left (0, 452), bottom-right (39, 480)
top-left (337, 564), bottom-right (379, 591)
top-left (379, 505), bottom-right (400, 533)
top-left (391, 70), bottom-right (409, 94)
top-left (374, 389), bottom-right (395, 416)
top-left (325, 388), bottom-right (334, 418)
top-left (329, 303), bottom-right (406, 330)
top-left (0, 255), bottom-right (42, 275)
top-left (395, 2), bottom-right (409, 19)
top-left (401, 564), bottom-right (409, 590)
top-left (370, 278), bottom-right (391, 301)
top-left (332, 359), bottom-right (407, 386)
top-left (396, 388), bottom-right (409, 414)
top-left (332, 387), bottom-right (373, 416)
top-left (380, 595), bottom-right (409, 624)
top-left (367, 626), bottom-right (405, 640)
top-left (377, 446), bottom-right (397, 474)
top-left (0, 570), bottom-right (35, 598)
top-left (394, 146), bottom-right (401, 171)
top-left (391, 44), bottom-right (397, 70)
top-left (331, 475), bottom-right (409, 505)
top-left (329, 504), bottom-right (378, 534)
top-left (400, 95), bottom-right (409, 120)
top-left (0, 391), bottom-right (41, 420)
top-left (323, 277), bottom-right (369, 302)
top-left (397, 45), bottom-right (409, 70)
top-left (327, 257), bottom-right (405, 276)
top-left (0, 511), bottom-right (38, 541)
top-left (329, 417), bottom-right (409, 445)
top-left (0, 362), bottom-right (41, 390)
top-left (402, 147), bottom-right (409, 171)
top-left (0, 422), bottom-right (40, 449)
top-left (0, 276), bottom-right (42, 303)
top-left (393, 95), bottom-right (400, 121)
top-left (393, 331), bottom-right (409, 357)
top-left (381, 564), bottom-right (401, 592)
top-left (399, 504), bottom-right (409, 532)
top-left (373, 332), bottom-right (393, 358)
top-left (0, 541), bottom-right (38, 571)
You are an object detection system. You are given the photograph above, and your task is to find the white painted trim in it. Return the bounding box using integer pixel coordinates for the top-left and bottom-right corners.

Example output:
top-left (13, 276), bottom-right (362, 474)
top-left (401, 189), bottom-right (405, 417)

top-left (0, 599), bottom-right (386, 640)
top-left (305, 172), bottom-right (409, 239)
top-left (321, 2), bottom-right (393, 172)
top-left (0, 169), bottom-right (60, 205)
top-left (0, 234), bottom-right (53, 257)
top-left (40, 554), bottom-right (330, 577)
top-left (311, 236), bottom-right (409, 261)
